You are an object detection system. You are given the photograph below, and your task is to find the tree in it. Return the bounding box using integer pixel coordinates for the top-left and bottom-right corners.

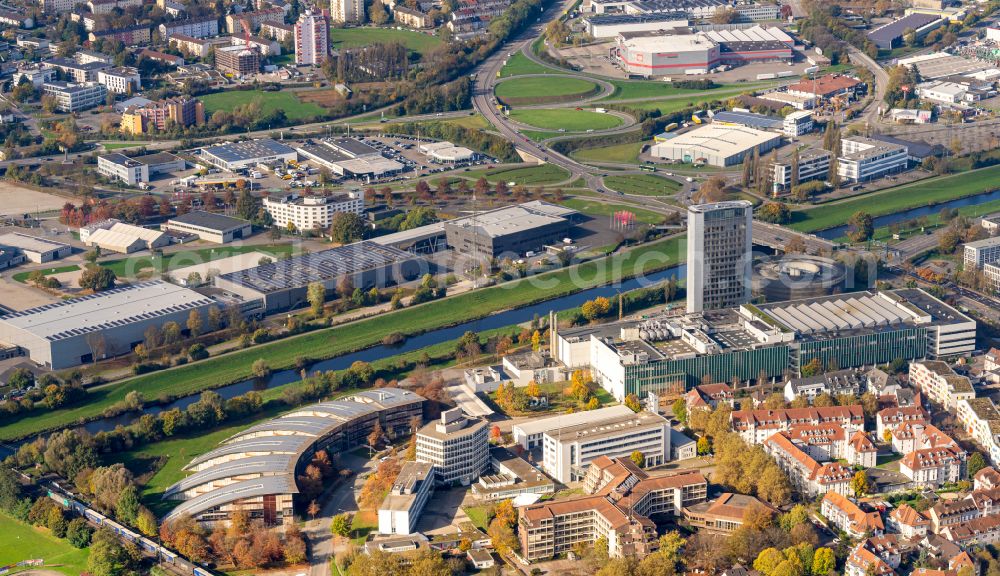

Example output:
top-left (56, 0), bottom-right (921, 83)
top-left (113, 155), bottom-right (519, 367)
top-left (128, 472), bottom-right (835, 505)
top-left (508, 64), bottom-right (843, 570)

top-left (307, 281), bottom-right (326, 316)
top-left (531, 330), bottom-right (542, 352)
top-left (331, 513), bottom-right (352, 537)
top-left (368, 419), bottom-right (383, 450)
top-left (757, 202), bottom-right (791, 224)
top-left (672, 398), bottom-right (687, 423)
top-left (490, 425), bottom-right (503, 444)
top-left (115, 484), bottom-right (140, 525)
top-left (79, 266), bottom-right (116, 292)
top-left (87, 527), bottom-right (140, 576)
top-left (525, 381), bottom-right (541, 398)
top-left (624, 393), bottom-right (642, 413)
top-left (969, 452), bottom-right (989, 478)
top-left (136, 507), bottom-right (157, 537)
top-left (66, 518), bottom-right (93, 548)
top-left (252, 358), bottom-right (270, 378)
top-left (329, 212), bottom-right (365, 244)
top-left (186, 309), bottom-right (203, 337)
top-left (812, 547), bottom-right (836, 576)
top-left (369, 0), bottom-right (389, 24)
top-left (851, 470), bottom-right (871, 497)
top-left (697, 436), bottom-right (711, 455)
top-left (801, 358), bottom-right (823, 378)
top-left (631, 450), bottom-right (645, 468)
top-left (847, 211), bottom-right (874, 243)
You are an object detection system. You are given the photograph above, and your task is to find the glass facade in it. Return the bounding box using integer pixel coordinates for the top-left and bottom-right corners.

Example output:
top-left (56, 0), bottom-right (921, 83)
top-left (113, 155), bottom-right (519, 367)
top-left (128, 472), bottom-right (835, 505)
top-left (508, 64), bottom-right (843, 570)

top-left (625, 346), bottom-right (791, 396)
top-left (798, 328), bottom-right (927, 373)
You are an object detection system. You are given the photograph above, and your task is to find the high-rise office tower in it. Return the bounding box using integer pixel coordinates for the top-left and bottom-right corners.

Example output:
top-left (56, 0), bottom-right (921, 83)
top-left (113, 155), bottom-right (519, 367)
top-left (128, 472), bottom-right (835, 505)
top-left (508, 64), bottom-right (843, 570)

top-left (330, 0), bottom-right (365, 24)
top-left (294, 10), bottom-right (329, 66)
top-left (686, 200), bottom-right (753, 314)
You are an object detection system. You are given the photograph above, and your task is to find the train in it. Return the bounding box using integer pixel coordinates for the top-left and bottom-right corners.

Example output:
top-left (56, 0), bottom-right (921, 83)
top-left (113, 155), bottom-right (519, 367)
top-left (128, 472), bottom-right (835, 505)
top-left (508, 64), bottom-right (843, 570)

top-left (46, 485), bottom-right (205, 575)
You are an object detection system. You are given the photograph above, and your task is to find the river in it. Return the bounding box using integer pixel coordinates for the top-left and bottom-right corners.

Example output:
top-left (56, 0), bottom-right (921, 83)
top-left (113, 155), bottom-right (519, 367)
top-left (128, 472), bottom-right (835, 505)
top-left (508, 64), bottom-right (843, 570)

top-left (814, 189), bottom-right (1000, 240)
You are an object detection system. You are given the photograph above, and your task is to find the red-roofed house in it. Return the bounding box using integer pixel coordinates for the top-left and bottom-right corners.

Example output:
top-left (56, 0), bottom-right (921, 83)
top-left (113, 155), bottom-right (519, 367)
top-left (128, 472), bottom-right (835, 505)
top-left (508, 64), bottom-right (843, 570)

top-left (765, 432), bottom-right (852, 497)
top-left (732, 405), bottom-right (864, 445)
top-left (821, 492), bottom-right (885, 539)
top-left (846, 542), bottom-right (895, 576)
top-left (976, 466), bottom-right (1000, 491)
top-left (899, 446), bottom-right (965, 488)
top-left (877, 405), bottom-right (929, 439)
top-left (685, 383), bottom-right (735, 413)
top-left (887, 503), bottom-right (929, 538)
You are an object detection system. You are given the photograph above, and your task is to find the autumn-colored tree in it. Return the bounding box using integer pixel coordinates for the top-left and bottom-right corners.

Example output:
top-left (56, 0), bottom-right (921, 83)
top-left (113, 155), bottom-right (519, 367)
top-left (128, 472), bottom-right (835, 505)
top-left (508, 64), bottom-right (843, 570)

top-left (624, 393), bottom-right (642, 413)
top-left (850, 470), bottom-right (871, 497)
top-left (490, 425), bottom-right (502, 444)
top-left (525, 381), bottom-right (541, 398)
top-left (630, 450), bottom-right (645, 468)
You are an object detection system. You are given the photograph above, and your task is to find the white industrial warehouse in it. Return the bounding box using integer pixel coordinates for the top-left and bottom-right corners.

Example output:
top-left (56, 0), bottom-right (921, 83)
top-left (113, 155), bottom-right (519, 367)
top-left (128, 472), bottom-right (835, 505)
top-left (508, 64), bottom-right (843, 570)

top-left (650, 124), bottom-right (783, 166)
top-left (0, 281), bottom-right (217, 369)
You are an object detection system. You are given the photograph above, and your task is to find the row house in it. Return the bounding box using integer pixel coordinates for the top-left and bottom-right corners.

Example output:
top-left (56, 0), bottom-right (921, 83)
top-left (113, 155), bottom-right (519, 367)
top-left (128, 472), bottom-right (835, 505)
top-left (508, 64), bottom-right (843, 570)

top-left (764, 432), bottom-right (852, 498)
top-left (939, 513), bottom-right (1000, 547)
top-left (731, 405), bottom-right (865, 445)
top-left (927, 486), bottom-right (1000, 533)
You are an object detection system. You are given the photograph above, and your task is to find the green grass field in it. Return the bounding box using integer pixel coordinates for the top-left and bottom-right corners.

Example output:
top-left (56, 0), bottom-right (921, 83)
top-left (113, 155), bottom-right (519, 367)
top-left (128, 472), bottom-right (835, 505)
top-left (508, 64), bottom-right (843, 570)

top-left (602, 80), bottom-right (715, 101)
top-left (101, 141), bottom-right (152, 150)
top-left (0, 237), bottom-right (686, 442)
top-left (604, 174), bottom-right (681, 196)
top-left (571, 141), bottom-right (644, 164)
top-left (522, 130), bottom-right (565, 141)
top-left (788, 165), bottom-right (1000, 232)
top-left (0, 513), bottom-right (89, 575)
top-left (102, 245), bottom-right (296, 278)
top-left (500, 52), bottom-right (554, 77)
top-left (559, 199), bottom-right (666, 224)
top-left (508, 109), bottom-right (622, 131)
top-left (329, 27), bottom-right (442, 55)
top-left (466, 163), bottom-right (571, 185)
top-left (495, 76), bottom-right (598, 101)
top-left (13, 265), bottom-right (80, 283)
top-left (199, 91), bottom-right (326, 122)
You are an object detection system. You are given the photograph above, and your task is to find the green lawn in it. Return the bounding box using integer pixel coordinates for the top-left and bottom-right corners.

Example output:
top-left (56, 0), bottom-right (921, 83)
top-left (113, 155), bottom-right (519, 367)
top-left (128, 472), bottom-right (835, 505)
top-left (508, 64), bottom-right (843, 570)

top-left (329, 27), bottom-right (442, 56)
top-left (788, 165), bottom-right (1000, 233)
top-left (0, 236), bottom-right (686, 442)
top-left (13, 265), bottom-right (80, 283)
top-left (602, 80), bottom-right (716, 101)
top-left (463, 505), bottom-right (493, 531)
top-left (500, 52), bottom-right (554, 77)
top-left (199, 91), bottom-right (326, 122)
top-left (571, 141), bottom-right (644, 164)
top-left (604, 174), bottom-right (681, 196)
top-left (522, 130), bottom-right (565, 141)
top-left (101, 141), bottom-right (152, 150)
top-left (102, 244), bottom-right (296, 278)
top-left (465, 163), bottom-right (571, 185)
top-left (559, 199), bottom-right (666, 224)
top-left (495, 76), bottom-right (599, 102)
top-left (508, 109), bottom-right (622, 131)
top-left (0, 512), bottom-right (89, 576)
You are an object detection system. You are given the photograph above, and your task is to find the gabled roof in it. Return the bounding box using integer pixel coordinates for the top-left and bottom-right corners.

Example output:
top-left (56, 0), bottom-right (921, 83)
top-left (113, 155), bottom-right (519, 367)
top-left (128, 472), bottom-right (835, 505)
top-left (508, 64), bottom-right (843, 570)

top-left (890, 503), bottom-right (929, 528)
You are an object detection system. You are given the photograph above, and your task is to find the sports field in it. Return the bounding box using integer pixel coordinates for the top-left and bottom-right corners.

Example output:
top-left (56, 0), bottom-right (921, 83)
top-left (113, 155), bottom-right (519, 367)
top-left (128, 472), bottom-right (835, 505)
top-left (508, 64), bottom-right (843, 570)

top-left (199, 91), bottom-right (326, 122)
top-left (571, 141), bottom-right (644, 164)
top-left (0, 513), bottom-right (89, 576)
top-left (495, 76), bottom-right (599, 103)
top-left (509, 109), bottom-right (622, 131)
top-left (329, 27), bottom-right (442, 55)
top-left (604, 174), bottom-right (681, 196)
top-left (789, 165), bottom-right (1000, 232)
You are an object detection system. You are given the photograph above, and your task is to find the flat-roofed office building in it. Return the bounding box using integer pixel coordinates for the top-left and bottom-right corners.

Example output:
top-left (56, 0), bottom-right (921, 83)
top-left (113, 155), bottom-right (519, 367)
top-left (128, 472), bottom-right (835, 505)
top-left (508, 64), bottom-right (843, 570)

top-left (416, 408), bottom-right (489, 486)
top-left (686, 200), bottom-right (753, 313)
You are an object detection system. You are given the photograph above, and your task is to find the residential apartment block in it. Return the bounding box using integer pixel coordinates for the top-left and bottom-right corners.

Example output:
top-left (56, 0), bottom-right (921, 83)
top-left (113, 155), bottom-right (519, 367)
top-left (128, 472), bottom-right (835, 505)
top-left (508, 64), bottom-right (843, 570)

top-left (120, 97), bottom-right (205, 134)
top-left (159, 15), bottom-right (220, 39)
top-left (821, 492), bottom-right (885, 539)
top-left (415, 408), bottom-right (489, 486)
top-left (97, 67), bottom-right (140, 94)
top-left (215, 45), bottom-right (261, 77)
top-left (764, 432), bottom-right (853, 497)
top-left (910, 361), bottom-right (974, 411)
top-left (518, 458), bottom-right (706, 562)
top-left (330, 0), bottom-right (365, 23)
top-left (957, 397), bottom-right (1000, 465)
top-left (888, 503), bottom-right (930, 538)
top-left (964, 236), bottom-right (1000, 269)
top-left (783, 369), bottom-right (865, 403)
top-left (684, 382), bottom-right (735, 413)
top-left (876, 405), bottom-right (929, 440)
top-left (730, 405), bottom-right (865, 445)
top-left (294, 10), bottom-right (328, 65)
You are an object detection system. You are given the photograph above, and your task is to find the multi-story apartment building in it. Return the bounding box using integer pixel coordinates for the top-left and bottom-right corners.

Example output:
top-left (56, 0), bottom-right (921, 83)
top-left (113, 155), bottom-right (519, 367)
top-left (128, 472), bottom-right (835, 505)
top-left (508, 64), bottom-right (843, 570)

top-left (928, 485), bottom-right (1000, 533)
top-left (88, 24), bottom-right (152, 45)
top-left (876, 405), bottom-right (928, 440)
top-left (159, 15), bottom-right (220, 39)
top-left (263, 192), bottom-right (364, 232)
top-left (686, 200), bottom-right (752, 313)
top-left (215, 45), bottom-right (261, 77)
top-left (783, 369), bottom-right (865, 403)
top-left (12, 66), bottom-right (55, 87)
top-left (261, 21), bottom-right (295, 42)
top-left (518, 458), bottom-right (706, 561)
top-left (330, 0), bottom-right (365, 23)
top-left (226, 7), bottom-right (286, 34)
top-left (294, 10), bottom-right (328, 66)
top-left (845, 541), bottom-right (896, 576)
top-left (169, 34), bottom-right (231, 58)
top-left (415, 408), bottom-right (489, 486)
top-left (42, 57), bottom-right (108, 83)
top-left (41, 81), bottom-right (107, 112)
top-left (88, 0), bottom-right (142, 13)
top-left (837, 137), bottom-right (909, 183)
top-left (888, 503), bottom-right (930, 538)
top-left (821, 492), bottom-right (885, 539)
top-left (784, 424), bottom-right (877, 467)
top-left (889, 421), bottom-right (956, 455)
top-left (910, 361), bottom-right (975, 411)
top-left (771, 149), bottom-right (831, 195)
top-left (899, 446), bottom-right (965, 487)
top-left (765, 432), bottom-right (853, 497)
top-left (97, 67), bottom-right (140, 94)
top-left (731, 405), bottom-right (865, 445)
top-left (958, 397), bottom-right (1000, 465)
top-left (121, 97), bottom-right (205, 134)
top-left (539, 409), bottom-right (671, 483)
top-left (394, 5), bottom-right (433, 28)
top-left (42, 0), bottom-right (82, 13)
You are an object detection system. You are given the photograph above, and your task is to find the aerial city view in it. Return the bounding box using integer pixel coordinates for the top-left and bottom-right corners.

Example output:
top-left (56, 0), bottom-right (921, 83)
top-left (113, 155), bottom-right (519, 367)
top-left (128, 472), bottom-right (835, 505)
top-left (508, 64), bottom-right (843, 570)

top-left (9, 0), bottom-right (1000, 575)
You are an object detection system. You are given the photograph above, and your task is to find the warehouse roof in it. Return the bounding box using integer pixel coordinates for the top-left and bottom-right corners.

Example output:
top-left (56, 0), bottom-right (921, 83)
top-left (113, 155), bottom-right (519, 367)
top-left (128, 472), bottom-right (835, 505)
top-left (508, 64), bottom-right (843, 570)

top-left (201, 138), bottom-right (296, 163)
top-left (586, 11), bottom-right (687, 24)
top-left (166, 210), bottom-right (250, 232)
top-left (444, 202), bottom-right (575, 239)
top-left (99, 152), bottom-right (142, 168)
top-left (618, 31), bottom-right (717, 52)
top-left (215, 241), bottom-right (419, 294)
top-left (650, 124), bottom-right (780, 158)
top-left (0, 232), bottom-right (70, 254)
top-left (868, 13), bottom-right (940, 45)
top-left (712, 110), bottom-right (783, 130)
top-left (0, 281), bottom-right (213, 342)
top-left (326, 137), bottom-right (380, 158)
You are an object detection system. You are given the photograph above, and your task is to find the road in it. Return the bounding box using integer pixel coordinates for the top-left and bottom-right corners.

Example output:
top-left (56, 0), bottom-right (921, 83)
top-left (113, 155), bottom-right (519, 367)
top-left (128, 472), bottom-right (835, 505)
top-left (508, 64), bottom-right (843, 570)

top-left (304, 451), bottom-right (374, 576)
top-left (848, 46), bottom-right (890, 125)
